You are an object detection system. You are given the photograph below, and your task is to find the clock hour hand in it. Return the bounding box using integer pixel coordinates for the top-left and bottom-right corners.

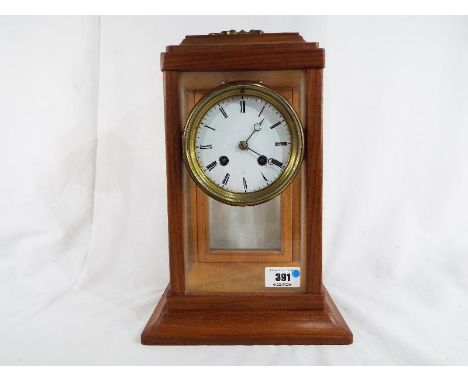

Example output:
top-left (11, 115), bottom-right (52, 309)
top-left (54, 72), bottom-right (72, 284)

top-left (247, 147), bottom-right (269, 166)
top-left (247, 147), bottom-right (261, 156)
top-left (247, 147), bottom-right (283, 168)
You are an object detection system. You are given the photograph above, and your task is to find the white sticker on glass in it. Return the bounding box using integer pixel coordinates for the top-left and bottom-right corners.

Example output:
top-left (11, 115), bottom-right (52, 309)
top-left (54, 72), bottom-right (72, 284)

top-left (265, 267), bottom-right (301, 288)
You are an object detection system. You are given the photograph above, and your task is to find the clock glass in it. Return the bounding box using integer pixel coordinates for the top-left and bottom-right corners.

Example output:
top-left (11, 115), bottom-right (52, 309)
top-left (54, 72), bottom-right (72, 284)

top-left (183, 83), bottom-right (303, 206)
top-left (180, 73), bottom-right (307, 293)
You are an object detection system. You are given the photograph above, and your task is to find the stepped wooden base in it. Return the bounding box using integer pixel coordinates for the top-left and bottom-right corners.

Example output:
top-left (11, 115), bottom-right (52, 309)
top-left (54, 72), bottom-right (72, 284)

top-left (141, 285), bottom-right (352, 345)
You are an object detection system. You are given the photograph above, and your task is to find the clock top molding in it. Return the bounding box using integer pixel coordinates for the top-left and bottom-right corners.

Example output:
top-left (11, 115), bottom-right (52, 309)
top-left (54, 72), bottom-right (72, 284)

top-left (161, 32), bottom-right (325, 71)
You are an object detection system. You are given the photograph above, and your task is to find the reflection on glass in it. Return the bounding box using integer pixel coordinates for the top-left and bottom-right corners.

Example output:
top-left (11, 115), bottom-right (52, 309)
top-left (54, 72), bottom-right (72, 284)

top-left (209, 196), bottom-right (281, 250)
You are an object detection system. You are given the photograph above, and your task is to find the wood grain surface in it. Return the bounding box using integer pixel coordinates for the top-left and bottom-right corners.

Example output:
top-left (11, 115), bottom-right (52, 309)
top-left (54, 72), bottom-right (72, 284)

top-left (142, 32), bottom-right (352, 345)
top-left (141, 285), bottom-right (352, 345)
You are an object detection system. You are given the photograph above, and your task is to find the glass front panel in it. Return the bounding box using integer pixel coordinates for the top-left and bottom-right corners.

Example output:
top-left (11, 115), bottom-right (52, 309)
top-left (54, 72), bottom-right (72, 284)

top-left (180, 70), bottom-right (307, 294)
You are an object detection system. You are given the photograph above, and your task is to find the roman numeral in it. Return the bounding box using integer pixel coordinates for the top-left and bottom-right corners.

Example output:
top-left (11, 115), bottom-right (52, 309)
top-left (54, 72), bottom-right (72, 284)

top-left (270, 121), bottom-right (281, 129)
top-left (204, 123), bottom-right (215, 131)
top-left (261, 172), bottom-right (268, 182)
top-left (243, 177), bottom-right (248, 192)
top-left (258, 104), bottom-right (265, 117)
top-left (269, 158), bottom-right (283, 168)
top-left (240, 100), bottom-right (245, 113)
top-left (219, 106), bottom-right (228, 118)
top-left (275, 142), bottom-right (288, 146)
top-left (222, 173), bottom-right (230, 186)
top-left (198, 144), bottom-right (212, 149)
top-left (206, 161), bottom-right (217, 171)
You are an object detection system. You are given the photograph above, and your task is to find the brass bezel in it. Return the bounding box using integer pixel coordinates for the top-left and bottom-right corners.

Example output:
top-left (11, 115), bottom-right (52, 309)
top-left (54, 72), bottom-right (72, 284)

top-left (183, 82), bottom-right (304, 206)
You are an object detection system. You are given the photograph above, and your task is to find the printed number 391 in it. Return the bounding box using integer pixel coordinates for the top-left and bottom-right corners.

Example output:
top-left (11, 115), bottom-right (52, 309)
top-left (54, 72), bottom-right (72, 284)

top-left (275, 273), bottom-right (291, 282)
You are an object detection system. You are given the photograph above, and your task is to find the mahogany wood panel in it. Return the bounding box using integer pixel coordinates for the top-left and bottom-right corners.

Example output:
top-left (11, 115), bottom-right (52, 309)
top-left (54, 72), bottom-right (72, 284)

top-left (166, 42), bottom-right (318, 53)
top-left (166, 292), bottom-right (324, 311)
top-left (163, 71), bottom-right (185, 294)
top-left (305, 69), bottom-right (324, 294)
top-left (161, 44), bottom-right (325, 71)
top-left (141, 285), bottom-right (352, 345)
top-left (179, 32), bottom-right (310, 46)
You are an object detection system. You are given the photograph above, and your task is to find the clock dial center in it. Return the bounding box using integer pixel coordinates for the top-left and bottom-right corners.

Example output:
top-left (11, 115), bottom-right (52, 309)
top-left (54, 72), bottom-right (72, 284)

top-left (238, 140), bottom-right (249, 150)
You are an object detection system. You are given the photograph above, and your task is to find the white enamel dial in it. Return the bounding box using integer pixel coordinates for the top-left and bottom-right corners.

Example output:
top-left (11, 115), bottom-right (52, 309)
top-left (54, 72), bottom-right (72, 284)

top-left (195, 95), bottom-right (292, 193)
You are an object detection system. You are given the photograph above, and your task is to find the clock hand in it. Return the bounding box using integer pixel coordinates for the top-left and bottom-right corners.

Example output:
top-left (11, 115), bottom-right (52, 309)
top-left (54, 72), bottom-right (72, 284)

top-left (244, 120), bottom-right (264, 144)
top-left (247, 147), bottom-right (269, 167)
top-left (248, 148), bottom-right (283, 169)
top-left (247, 147), bottom-right (261, 156)
top-left (244, 130), bottom-right (256, 144)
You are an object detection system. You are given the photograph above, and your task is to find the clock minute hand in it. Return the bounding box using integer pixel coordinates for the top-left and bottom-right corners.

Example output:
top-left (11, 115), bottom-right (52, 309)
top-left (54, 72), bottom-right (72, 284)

top-left (245, 121), bottom-right (263, 143)
top-left (239, 121), bottom-right (265, 151)
top-left (244, 130), bottom-right (256, 144)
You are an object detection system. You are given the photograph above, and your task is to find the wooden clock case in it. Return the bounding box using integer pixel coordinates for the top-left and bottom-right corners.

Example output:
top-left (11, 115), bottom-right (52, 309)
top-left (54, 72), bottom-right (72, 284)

top-left (141, 32), bottom-right (352, 345)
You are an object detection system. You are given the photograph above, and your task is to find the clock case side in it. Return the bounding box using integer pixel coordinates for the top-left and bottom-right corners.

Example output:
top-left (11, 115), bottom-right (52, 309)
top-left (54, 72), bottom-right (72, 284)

top-left (141, 33), bottom-right (352, 345)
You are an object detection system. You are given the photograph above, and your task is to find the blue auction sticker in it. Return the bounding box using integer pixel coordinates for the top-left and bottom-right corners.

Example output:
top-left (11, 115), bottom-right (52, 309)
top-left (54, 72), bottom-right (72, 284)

top-left (291, 269), bottom-right (300, 278)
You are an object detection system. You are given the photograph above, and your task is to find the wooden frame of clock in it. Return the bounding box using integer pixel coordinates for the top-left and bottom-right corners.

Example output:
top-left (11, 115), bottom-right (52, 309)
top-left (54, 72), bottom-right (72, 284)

top-left (141, 31), bottom-right (353, 345)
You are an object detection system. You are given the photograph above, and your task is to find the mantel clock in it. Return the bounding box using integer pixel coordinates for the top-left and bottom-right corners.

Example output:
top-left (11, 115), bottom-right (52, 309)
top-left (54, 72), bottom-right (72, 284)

top-left (141, 31), bottom-right (353, 345)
